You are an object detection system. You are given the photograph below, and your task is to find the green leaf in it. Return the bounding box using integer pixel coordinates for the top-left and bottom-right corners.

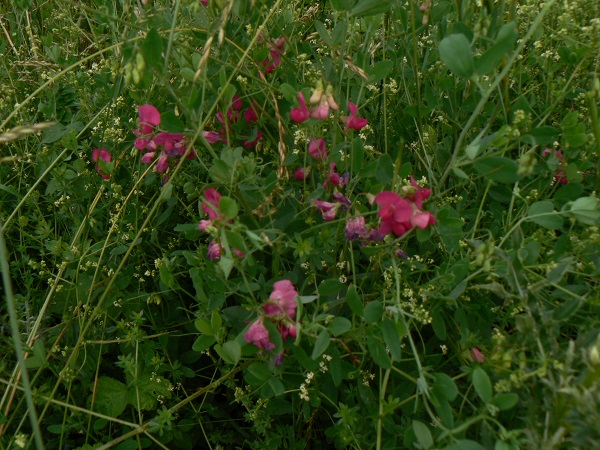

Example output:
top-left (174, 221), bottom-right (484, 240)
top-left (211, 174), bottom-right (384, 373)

top-left (246, 362), bottom-right (272, 385)
top-left (219, 255), bottom-right (234, 279)
top-left (446, 440), bottom-right (487, 450)
top-left (132, 372), bottom-right (172, 411)
top-left (363, 300), bottom-right (383, 323)
top-left (350, 0), bottom-right (392, 17)
top-left (195, 318), bottom-right (214, 336)
top-left (346, 284), bottom-right (364, 316)
top-left (412, 420), bottom-right (434, 450)
top-left (313, 20), bottom-right (332, 46)
top-left (491, 393), bottom-right (519, 411)
top-left (375, 153), bottom-right (394, 184)
top-left (328, 317), bottom-right (352, 336)
top-left (520, 126), bottom-right (559, 145)
top-left (473, 156), bottom-right (521, 183)
top-left (476, 22), bottom-right (518, 75)
top-left (318, 279), bottom-right (344, 296)
top-left (142, 28), bottom-right (163, 70)
top-left (436, 206), bottom-right (463, 252)
top-left (434, 373), bottom-right (458, 401)
top-left (439, 34), bottom-right (474, 78)
top-left (215, 340), bottom-right (241, 365)
top-left (472, 367), bottom-right (492, 402)
top-left (352, 137), bottom-right (365, 173)
top-left (180, 67), bottom-right (196, 82)
top-left (219, 196), bottom-right (238, 220)
top-left (312, 330), bottom-right (331, 359)
top-left (367, 336), bottom-right (391, 369)
top-left (381, 319), bottom-right (402, 361)
top-left (527, 201), bottom-right (564, 230)
top-left (564, 196), bottom-right (600, 225)
top-left (368, 60), bottom-right (394, 83)
top-left (192, 334), bottom-right (215, 352)
top-left (94, 377), bottom-right (128, 417)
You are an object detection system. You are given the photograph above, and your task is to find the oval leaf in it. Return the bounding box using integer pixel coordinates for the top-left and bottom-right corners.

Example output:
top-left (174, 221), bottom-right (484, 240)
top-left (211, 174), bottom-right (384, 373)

top-left (439, 34), bottom-right (474, 78)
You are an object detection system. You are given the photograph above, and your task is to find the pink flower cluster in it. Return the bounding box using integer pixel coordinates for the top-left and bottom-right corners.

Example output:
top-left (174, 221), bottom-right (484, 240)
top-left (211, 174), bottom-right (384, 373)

top-left (261, 37), bottom-right (285, 74)
top-left (92, 147), bottom-right (112, 180)
top-left (203, 95), bottom-right (262, 148)
top-left (542, 148), bottom-right (568, 185)
top-left (244, 280), bottom-right (299, 355)
top-left (197, 188), bottom-right (245, 261)
top-left (343, 177), bottom-right (436, 242)
top-left (133, 104), bottom-right (195, 173)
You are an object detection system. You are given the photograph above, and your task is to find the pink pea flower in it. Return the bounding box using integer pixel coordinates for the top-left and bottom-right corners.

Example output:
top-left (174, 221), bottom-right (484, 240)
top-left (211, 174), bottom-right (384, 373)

top-left (203, 131), bottom-right (227, 144)
top-left (264, 280), bottom-right (299, 319)
top-left (92, 148), bottom-right (112, 180)
top-left (136, 104), bottom-right (161, 135)
top-left (308, 138), bottom-right (327, 160)
top-left (375, 191), bottom-right (414, 236)
top-left (325, 163), bottom-right (348, 188)
top-left (207, 240), bottom-right (222, 261)
top-left (293, 167), bottom-right (310, 180)
top-left (262, 37), bottom-right (285, 74)
top-left (290, 92), bottom-right (310, 123)
top-left (244, 317), bottom-right (275, 351)
top-left (342, 102), bottom-right (368, 133)
top-left (542, 148), bottom-right (568, 185)
top-left (198, 220), bottom-right (213, 232)
top-left (470, 347), bottom-right (485, 364)
top-left (279, 322), bottom-right (297, 341)
top-left (314, 200), bottom-right (340, 221)
top-left (202, 188), bottom-right (222, 220)
top-left (345, 216), bottom-right (367, 241)
top-left (200, 0), bottom-right (208, 5)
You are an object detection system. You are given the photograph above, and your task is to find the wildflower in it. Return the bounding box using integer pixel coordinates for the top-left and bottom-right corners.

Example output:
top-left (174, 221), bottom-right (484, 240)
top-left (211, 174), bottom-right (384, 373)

top-left (244, 317), bottom-right (275, 351)
top-left (314, 200), bottom-right (340, 221)
top-left (264, 280), bottom-right (299, 319)
top-left (203, 130), bottom-right (226, 144)
top-left (375, 189), bottom-right (435, 237)
top-left (262, 37), bottom-right (285, 74)
top-left (542, 148), bottom-right (568, 185)
top-left (309, 84), bottom-right (339, 120)
top-left (92, 148), bottom-right (111, 180)
top-left (470, 347), bottom-right (485, 364)
top-left (293, 167), bottom-right (310, 180)
top-left (308, 138), bottom-right (327, 159)
top-left (202, 188), bottom-right (223, 220)
top-left (279, 322), bottom-right (297, 341)
top-left (332, 191), bottom-right (351, 206)
top-left (198, 220), bottom-right (213, 232)
top-left (325, 163), bottom-right (348, 188)
top-left (290, 92), bottom-right (310, 123)
top-left (136, 104), bottom-right (161, 135)
top-left (207, 240), bottom-right (222, 261)
top-left (345, 216), bottom-right (366, 241)
top-left (342, 102), bottom-right (368, 133)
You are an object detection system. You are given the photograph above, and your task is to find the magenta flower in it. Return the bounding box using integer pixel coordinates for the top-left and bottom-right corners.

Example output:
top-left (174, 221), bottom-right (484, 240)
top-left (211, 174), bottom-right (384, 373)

top-left (136, 104), bottom-right (161, 135)
top-left (293, 167), bottom-right (310, 180)
top-left (202, 188), bottom-right (222, 220)
top-left (342, 102), bottom-right (368, 133)
top-left (314, 200), bottom-right (340, 221)
top-left (262, 37), bottom-right (285, 74)
top-left (290, 92), bottom-right (310, 123)
top-left (279, 322), bottom-right (297, 341)
top-left (345, 216), bottom-right (366, 241)
top-left (198, 220), bottom-right (213, 232)
top-left (207, 240), bottom-right (222, 261)
top-left (264, 280), bottom-right (298, 319)
top-left (324, 163), bottom-right (348, 188)
top-left (203, 131), bottom-right (226, 144)
top-left (542, 148), bottom-right (568, 185)
top-left (244, 318), bottom-right (275, 351)
top-left (308, 138), bottom-right (327, 160)
top-left (92, 148), bottom-right (112, 180)
top-left (375, 187), bottom-right (436, 237)
top-left (470, 347), bottom-right (485, 364)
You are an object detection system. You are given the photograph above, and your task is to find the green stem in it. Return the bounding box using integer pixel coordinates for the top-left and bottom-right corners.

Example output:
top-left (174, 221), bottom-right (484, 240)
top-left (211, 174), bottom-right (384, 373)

top-left (0, 224), bottom-right (45, 450)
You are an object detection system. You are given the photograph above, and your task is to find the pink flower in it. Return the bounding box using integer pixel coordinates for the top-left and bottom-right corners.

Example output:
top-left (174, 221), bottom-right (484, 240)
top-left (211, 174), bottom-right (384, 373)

top-left (308, 138), bottom-right (327, 160)
top-left (325, 163), bottom-right (348, 188)
top-left (198, 220), bottom-right (213, 232)
top-left (244, 318), bottom-right (275, 351)
top-left (200, 0), bottom-right (208, 5)
top-left (543, 148), bottom-right (568, 185)
top-left (156, 153), bottom-right (169, 173)
top-left (92, 148), bottom-right (112, 180)
top-left (141, 152), bottom-right (155, 164)
top-left (202, 188), bottom-right (222, 220)
top-left (279, 322), bottom-right (297, 341)
top-left (342, 102), bottom-right (368, 133)
top-left (314, 200), bottom-right (340, 221)
top-left (345, 216), bottom-right (366, 241)
top-left (203, 131), bottom-right (226, 144)
top-left (137, 104), bottom-right (161, 135)
top-left (293, 167), bottom-right (310, 180)
top-left (262, 37), bottom-right (285, 74)
top-left (290, 92), bottom-right (310, 123)
top-left (264, 280), bottom-right (298, 319)
top-left (470, 347), bottom-right (485, 364)
top-left (207, 240), bottom-right (222, 261)
top-left (375, 187), bottom-right (435, 237)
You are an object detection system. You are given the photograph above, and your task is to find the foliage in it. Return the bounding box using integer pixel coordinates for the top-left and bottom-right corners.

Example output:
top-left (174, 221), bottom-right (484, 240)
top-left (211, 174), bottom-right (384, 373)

top-left (1, 0), bottom-right (599, 449)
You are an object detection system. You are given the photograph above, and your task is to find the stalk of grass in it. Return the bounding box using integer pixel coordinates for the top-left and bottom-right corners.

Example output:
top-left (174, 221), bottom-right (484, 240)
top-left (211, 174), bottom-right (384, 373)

top-left (0, 224), bottom-right (44, 450)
